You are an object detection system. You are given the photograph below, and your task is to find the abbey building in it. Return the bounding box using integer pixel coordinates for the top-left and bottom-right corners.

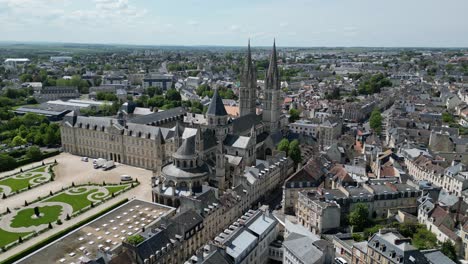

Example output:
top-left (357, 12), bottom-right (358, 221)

top-left (60, 41), bottom-right (289, 207)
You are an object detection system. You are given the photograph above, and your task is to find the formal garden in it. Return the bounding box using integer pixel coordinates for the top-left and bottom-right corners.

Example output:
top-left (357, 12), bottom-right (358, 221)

top-left (0, 181), bottom-right (138, 251)
top-left (0, 163), bottom-right (56, 198)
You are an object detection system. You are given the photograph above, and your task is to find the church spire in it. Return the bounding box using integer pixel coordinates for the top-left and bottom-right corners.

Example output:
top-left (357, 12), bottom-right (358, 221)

top-left (239, 39), bottom-right (257, 117)
top-left (266, 39), bottom-right (280, 91)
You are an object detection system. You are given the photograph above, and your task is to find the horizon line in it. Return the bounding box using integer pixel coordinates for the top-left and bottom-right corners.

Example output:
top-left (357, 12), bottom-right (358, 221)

top-left (0, 40), bottom-right (467, 50)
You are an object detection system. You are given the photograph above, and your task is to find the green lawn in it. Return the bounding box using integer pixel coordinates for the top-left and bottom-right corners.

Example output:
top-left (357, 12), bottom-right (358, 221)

top-left (10, 205), bottom-right (63, 228)
top-left (30, 166), bottom-right (47, 173)
top-left (0, 229), bottom-right (31, 248)
top-left (0, 184), bottom-right (133, 249)
top-left (105, 185), bottom-right (130, 194)
top-left (45, 189), bottom-right (99, 212)
top-left (0, 174), bottom-right (43, 193)
top-left (44, 185), bottom-right (130, 213)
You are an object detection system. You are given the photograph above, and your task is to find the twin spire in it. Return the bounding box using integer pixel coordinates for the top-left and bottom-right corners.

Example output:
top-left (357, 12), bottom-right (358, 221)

top-left (242, 39), bottom-right (279, 91)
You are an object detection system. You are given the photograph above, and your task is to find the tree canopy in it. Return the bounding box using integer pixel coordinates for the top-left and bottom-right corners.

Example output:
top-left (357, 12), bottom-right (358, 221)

top-left (349, 203), bottom-right (369, 232)
top-left (288, 139), bottom-right (302, 165)
top-left (358, 73), bottom-right (392, 95)
top-left (288, 108), bottom-right (301, 123)
top-left (440, 240), bottom-right (458, 262)
top-left (277, 138), bottom-right (290, 154)
top-left (369, 109), bottom-right (383, 134)
top-left (26, 146), bottom-right (43, 161)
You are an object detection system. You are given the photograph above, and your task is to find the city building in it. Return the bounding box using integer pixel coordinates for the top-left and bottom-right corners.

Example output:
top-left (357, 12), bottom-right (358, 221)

top-left (142, 74), bottom-right (174, 90)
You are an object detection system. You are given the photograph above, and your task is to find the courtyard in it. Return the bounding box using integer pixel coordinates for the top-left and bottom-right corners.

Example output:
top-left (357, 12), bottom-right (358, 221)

top-left (0, 153), bottom-right (153, 259)
top-left (0, 183), bottom-right (135, 249)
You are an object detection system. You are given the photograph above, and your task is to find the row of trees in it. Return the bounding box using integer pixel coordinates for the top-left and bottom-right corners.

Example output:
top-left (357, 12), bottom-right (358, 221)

top-left (369, 109), bottom-right (383, 134)
top-left (195, 84), bottom-right (237, 100)
top-left (0, 146), bottom-right (44, 172)
top-left (277, 138), bottom-right (302, 165)
top-left (134, 88), bottom-right (183, 110)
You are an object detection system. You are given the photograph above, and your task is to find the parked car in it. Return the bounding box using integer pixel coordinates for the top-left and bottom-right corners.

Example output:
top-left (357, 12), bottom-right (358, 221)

top-left (81, 157), bottom-right (88, 162)
top-left (120, 175), bottom-right (132, 181)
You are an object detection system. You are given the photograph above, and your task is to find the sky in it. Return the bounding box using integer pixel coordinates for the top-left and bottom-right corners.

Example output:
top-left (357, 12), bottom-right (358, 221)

top-left (1, 0), bottom-right (468, 47)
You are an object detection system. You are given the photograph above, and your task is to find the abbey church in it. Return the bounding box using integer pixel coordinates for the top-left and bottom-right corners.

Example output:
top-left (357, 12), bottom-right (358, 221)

top-left (60, 41), bottom-right (290, 206)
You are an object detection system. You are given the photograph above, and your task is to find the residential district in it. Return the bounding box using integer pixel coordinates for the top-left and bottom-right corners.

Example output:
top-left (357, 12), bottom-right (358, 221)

top-left (0, 42), bottom-right (468, 264)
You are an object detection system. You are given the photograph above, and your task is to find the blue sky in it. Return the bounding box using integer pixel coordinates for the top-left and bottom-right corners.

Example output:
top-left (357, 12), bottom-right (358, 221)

top-left (1, 0), bottom-right (468, 47)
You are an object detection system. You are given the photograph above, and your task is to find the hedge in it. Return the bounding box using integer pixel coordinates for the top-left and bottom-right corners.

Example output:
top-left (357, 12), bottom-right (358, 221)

top-left (1, 198), bottom-right (129, 264)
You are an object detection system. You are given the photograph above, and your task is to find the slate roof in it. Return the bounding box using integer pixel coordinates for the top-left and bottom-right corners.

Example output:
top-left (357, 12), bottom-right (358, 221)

top-left (423, 250), bottom-right (457, 264)
top-left (206, 89), bottom-right (228, 116)
top-left (224, 135), bottom-right (251, 149)
top-left (283, 233), bottom-right (324, 264)
top-left (200, 250), bottom-right (233, 264)
top-left (129, 107), bottom-right (186, 125)
top-left (368, 231), bottom-right (428, 264)
top-left (174, 136), bottom-right (197, 159)
top-left (232, 113), bottom-right (262, 135)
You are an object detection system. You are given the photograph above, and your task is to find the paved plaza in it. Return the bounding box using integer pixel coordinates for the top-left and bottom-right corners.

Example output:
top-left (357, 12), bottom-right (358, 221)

top-left (0, 153), bottom-right (154, 260)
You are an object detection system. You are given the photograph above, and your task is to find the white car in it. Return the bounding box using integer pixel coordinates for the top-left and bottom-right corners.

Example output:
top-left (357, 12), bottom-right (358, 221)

top-left (81, 157), bottom-right (89, 162)
top-left (120, 175), bottom-right (132, 181)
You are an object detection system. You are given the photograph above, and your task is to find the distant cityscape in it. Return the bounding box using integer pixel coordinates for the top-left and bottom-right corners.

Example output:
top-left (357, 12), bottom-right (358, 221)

top-left (0, 38), bottom-right (467, 264)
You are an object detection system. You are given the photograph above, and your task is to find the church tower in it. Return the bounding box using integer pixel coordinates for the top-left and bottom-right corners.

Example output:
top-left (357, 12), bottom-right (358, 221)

top-left (262, 40), bottom-right (282, 133)
top-left (239, 40), bottom-right (257, 117)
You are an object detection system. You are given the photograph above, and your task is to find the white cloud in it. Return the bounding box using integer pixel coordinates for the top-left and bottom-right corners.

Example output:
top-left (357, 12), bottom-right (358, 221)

top-left (229, 25), bottom-right (240, 31)
top-left (187, 20), bottom-right (199, 26)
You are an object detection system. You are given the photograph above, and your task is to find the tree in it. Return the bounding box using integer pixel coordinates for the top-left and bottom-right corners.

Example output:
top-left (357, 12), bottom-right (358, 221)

top-left (358, 73), bottom-right (392, 95)
top-left (277, 139), bottom-right (290, 154)
top-left (442, 112), bottom-right (455, 123)
top-left (288, 140), bottom-right (302, 165)
top-left (440, 240), bottom-right (458, 262)
top-left (288, 109), bottom-right (301, 123)
top-left (33, 206), bottom-right (40, 217)
top-left (165, 88), bottom-right (181, 101)
top-left (26, 146), bottom-right (42, 161)
top-left (369, 109), bottom-right (383, 134)
top-left (11, 135), bottom-right (27, 147)
top-left (127, 234), bottom-right (145, 245)
top-left (0, 154), bottom-right (16, 172)
top-left (349, 203), bottom-right (369, 232)
top-left (412, 228), bottom-right (438, 250)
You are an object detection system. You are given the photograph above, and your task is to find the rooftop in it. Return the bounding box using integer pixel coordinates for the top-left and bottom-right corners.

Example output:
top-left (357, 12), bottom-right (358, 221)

top-left (17, 200), bottom-right (175, 264)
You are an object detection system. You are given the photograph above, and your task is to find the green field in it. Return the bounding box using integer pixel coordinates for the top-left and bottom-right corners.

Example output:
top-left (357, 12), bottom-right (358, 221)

top-left (0, 174), bottom-right (42, 193)
top-left (30, 167), bottom-right (47, 173)
top-left (44, 185), bottom-right (130, 213)
top-left (0, 229), bottom-right (31, 248)
top-left (10, 206), bottom-right (63, 228)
